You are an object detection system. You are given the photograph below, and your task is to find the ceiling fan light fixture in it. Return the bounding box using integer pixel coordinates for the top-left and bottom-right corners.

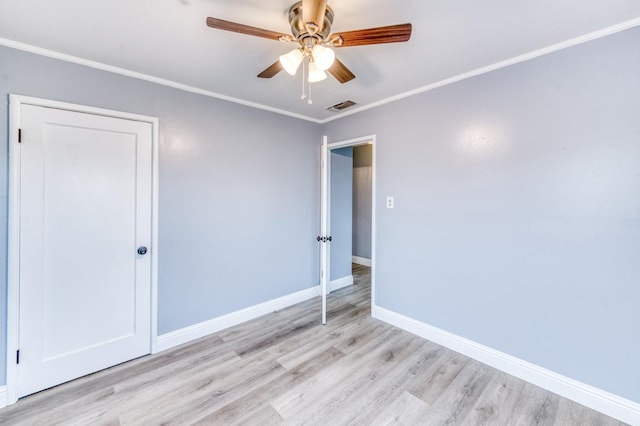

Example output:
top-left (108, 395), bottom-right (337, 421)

top-left (279, 48), bottom-right (304, 75)
top-left (311, 45), bottom-right (335, 70)
top-left (308, 61), bottom-right (327, 82)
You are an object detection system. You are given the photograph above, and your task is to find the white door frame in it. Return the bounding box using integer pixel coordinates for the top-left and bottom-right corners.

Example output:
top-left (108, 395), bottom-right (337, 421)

top-left (6, 94), bottom-right (160, 405)
top-left (321, 134), bottom-right (376, 323)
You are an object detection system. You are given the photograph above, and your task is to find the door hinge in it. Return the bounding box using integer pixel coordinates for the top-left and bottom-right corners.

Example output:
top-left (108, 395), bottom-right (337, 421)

top-left (16, 349), bottom-right (20, 364)
top-left (18, 128), bottom-right (22, 143)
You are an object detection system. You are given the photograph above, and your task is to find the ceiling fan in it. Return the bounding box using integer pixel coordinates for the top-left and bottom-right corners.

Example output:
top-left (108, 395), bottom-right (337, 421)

top-left (206, 0), bottom-right (412, 85)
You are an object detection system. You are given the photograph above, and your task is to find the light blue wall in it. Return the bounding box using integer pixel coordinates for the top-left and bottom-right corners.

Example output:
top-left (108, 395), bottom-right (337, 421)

top-left (330, 147), bottom-right (353, 281)
top-left (353, 145), bottom-right (372, 259)
top-left (0, 45), bottom-right (322, 384)
top-left (324, 27), bottom-right (640, 403)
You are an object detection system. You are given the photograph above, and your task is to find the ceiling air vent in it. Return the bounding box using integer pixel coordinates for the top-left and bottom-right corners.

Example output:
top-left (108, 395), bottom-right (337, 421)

top-left (326, 100), bottom-right (357, 112)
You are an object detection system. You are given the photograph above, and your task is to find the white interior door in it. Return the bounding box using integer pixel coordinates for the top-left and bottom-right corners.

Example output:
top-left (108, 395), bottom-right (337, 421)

top-left (17, 104), bottom-right (152, 397)
top-left (320, 138), bottom-right (329, 324)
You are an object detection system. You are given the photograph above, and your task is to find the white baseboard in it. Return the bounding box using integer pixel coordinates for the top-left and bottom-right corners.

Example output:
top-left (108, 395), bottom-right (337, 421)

top-left (156, 286), bottom-right (320, 353)
top-left (0, 386), bottom-right (7, 409)
top-left (352, 256), bottom-right (371, 267)
top-left (329, 275), bottom-right (354, 292)
top-left (372, 305), bottom-right (640, 425)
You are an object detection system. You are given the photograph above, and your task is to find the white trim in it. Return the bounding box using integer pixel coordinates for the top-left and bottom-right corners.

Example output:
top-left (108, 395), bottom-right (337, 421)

top-left (0, 386), bottom-right (7, 409)
top-left (0, 38), bottom-right (322, 124)
top-left (329, 275), bottom-right (354, 293)
top-left (371, 139), bottom-right (377, 309)
top-left (156, 285), bottom-right (321, 352)
top-left (150, 114), bottom-right (160, 355)
top-left (373, 305), bottom-right (640, 425)
top-left (321, 17), bottom-right (640, 123)
top-left (351, 256), bottom-right (371, 267)
top-left (6, 96), bottom-right (22, 406)
top-left (6, 95), bottom-right (160, 405)
top-left (327, 135), bottom-right (376, 150)
top-left (4, 19), bottom-right (639, 125)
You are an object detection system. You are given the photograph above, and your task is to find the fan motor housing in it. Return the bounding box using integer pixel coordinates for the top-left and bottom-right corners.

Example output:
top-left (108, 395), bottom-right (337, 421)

top-left (288, 1), bottom-right (334, 41)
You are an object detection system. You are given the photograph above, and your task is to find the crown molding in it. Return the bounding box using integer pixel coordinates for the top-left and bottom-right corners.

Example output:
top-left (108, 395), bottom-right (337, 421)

top-left (3, 16), bottom-right (640, 125)
top-left (320, 17), bottom-right (640, 123)
top-left (0, 38), bottom-right (323, 124)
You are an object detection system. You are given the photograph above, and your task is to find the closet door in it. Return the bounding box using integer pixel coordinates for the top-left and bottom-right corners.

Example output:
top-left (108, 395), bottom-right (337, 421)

top-left (18, 104), bottom-right (152, 397)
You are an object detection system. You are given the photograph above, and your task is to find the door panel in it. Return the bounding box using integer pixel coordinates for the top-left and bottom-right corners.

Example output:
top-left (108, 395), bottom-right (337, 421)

top-left (18, 105), bottom-right (152, 397)
top-left (320, 139), bottom-right (328, 324)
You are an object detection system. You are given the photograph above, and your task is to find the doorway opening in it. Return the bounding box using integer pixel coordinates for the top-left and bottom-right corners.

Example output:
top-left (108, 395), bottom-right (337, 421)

top-left (329, 144), bottom-right (372, 288)
top-left (320, 135), bottom-right (375, 324)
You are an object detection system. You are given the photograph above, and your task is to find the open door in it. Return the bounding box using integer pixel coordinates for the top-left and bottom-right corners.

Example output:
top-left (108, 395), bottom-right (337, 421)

top-left (319, 137), bottom-right (329, 324)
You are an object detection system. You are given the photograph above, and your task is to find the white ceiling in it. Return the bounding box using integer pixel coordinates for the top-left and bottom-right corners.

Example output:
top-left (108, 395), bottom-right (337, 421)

top-left (1, 0), bottom-right (640, 122)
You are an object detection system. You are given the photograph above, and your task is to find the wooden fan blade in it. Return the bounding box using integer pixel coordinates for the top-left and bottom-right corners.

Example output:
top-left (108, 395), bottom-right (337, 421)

top-left (327, 58), bottom-right (355, 84)
top-left (257, 60), bottom-right (283, 78)
top-left (302, 0), bottom-right (328, 32)
top-left (206, 17), bottom-right (288, 41)
top-left (331, 23), bottom-right (412, 47)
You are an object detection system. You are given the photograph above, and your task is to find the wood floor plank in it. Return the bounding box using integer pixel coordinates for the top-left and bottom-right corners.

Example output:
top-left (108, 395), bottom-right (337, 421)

top-left (69, 349), bottom-right (244, 425)
top-left (231, 302), bottom-right (361, 359)
top-left (306, 339), bottom-right (440, 425)
top-left (553, 397), bottom-right (627, 426)
top-left (327, 341), bottom-right (446, 425)
top-left (285, 334), bottom-right (430, 424)
top-left (372, 390), bottom-right (433, 425)
top-left (277, 315), bottom-right (390, 370)
top-left (0, 335), bottom-right (232, 424)
top-left (192, 346), bottom-right (345, 425)
top-left (270, 327), bottom-right (407, 419)
top-left (116, 340), bottom-right (292, 424)
top-left (420, 360), bottom-right (496, 425)
top-left (408, 349), bottom-right (471, 405)
top-left (0, 264), bottom-right (628, 426)
top-left (509, 382), bottom-right (561, 426)
top-left (129, 361), bottom-right (286, 424)
top-left (461, 371), bottom-right (527, 425)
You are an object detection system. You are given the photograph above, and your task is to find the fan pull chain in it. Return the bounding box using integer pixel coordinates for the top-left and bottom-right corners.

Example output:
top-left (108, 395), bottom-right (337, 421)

top-left (301, 58), bottom-right (306, 100)
top-left (298, 57), bottom-right (313, 105)
top-left (305, 56), bottom-right (312, 104)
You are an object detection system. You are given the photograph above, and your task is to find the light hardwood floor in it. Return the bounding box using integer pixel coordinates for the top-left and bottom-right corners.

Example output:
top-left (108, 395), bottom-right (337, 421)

top-left (0, 264), bottom-right (626, 425)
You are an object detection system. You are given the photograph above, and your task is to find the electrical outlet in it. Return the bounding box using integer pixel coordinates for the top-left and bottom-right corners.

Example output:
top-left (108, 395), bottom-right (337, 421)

top-left (386, 196), bottom-right (394, 209)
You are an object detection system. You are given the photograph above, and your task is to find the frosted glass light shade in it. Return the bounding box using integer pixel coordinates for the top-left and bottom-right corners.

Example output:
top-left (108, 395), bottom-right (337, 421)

top-left (308, 61), bottom-right (327, 82)
top-left (279, 49), bottom-right (303, 75)
top-left (312, 45), bottom-right (335, 71)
